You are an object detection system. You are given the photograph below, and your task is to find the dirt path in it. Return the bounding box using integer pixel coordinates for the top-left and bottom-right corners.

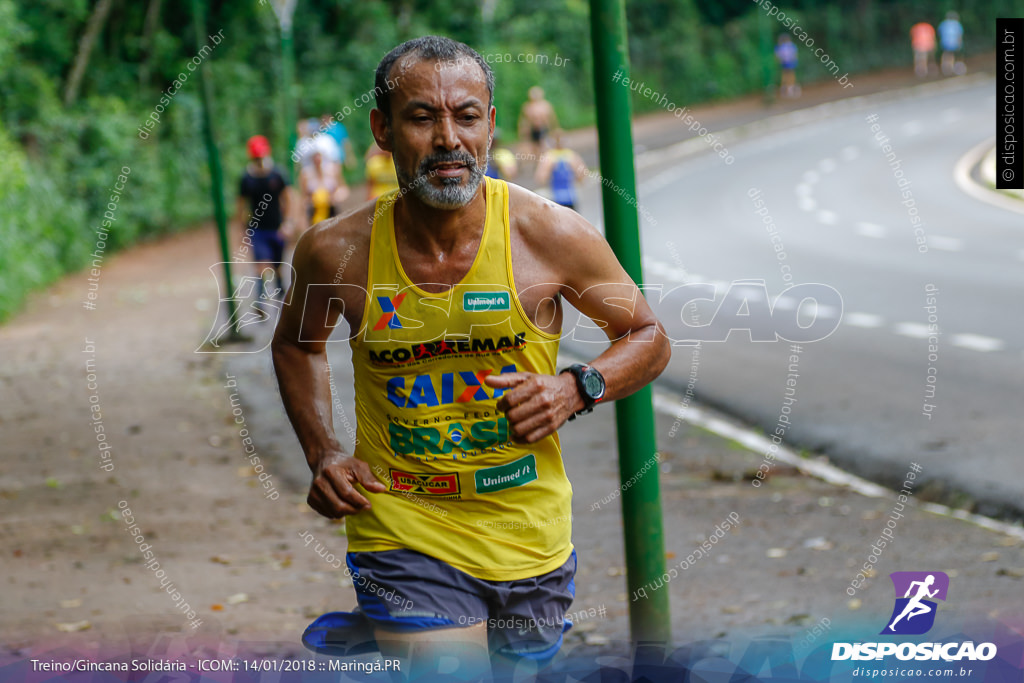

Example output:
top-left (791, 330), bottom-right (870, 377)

top-left (0, 230), bottom-right (353, 655)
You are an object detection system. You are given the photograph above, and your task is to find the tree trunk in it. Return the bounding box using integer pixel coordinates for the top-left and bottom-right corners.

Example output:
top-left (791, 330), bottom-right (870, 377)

top-left (63, 0), bottom-right (115, 106)
top-left (138, 0), bottom-right (164, 88)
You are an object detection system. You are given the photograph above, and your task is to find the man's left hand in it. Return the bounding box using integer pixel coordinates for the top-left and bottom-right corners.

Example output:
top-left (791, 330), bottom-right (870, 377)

top-left (485, 372), bottom-right (581, 443)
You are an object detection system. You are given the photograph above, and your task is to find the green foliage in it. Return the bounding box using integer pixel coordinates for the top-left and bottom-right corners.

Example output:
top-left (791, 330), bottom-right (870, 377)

top-left (0, 0), bottom-right (1011, 322)
top-left (0, 122), bottom-right (89, 321)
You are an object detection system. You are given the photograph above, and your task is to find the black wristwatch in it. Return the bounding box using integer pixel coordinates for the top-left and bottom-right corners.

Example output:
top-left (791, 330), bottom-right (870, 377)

top-left (560, 364), bottom-right (606, 421)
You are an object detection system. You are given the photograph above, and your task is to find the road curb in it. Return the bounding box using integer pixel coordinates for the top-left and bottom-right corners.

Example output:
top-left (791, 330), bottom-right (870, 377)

top-left (952, 137), bottom-right (1024, 215)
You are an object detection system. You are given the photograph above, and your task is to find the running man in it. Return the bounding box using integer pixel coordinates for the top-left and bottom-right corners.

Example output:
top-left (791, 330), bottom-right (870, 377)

top-left (535, 130), bottom-right (587, 211)
top-left (910, 21), bottom-right (936, 77)
top-left (236, 135), bottom-right (292, 310)
top-left (938, 12), bottom-right (964, 76)
top-left (888, 574), bottom-right (939, 631)
top-left (517, 86), bottom-right (559, 159)
top-left (774, 34), bottom-right (800, 98)
top-left (271, 36), bottom-right (669, 678)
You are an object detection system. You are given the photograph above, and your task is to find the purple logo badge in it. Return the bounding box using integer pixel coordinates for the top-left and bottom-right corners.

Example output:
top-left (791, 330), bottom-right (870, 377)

top-left (881, 571), bottom-right (949, 635)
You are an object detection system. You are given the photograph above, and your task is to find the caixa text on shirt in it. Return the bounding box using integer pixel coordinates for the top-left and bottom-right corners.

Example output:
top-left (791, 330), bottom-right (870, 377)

top-left (386, 364), bottom-right (518, 408)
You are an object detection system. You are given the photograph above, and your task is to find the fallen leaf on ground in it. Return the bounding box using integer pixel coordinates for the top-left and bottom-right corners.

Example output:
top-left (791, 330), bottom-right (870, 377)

top-left (56, 621), bottom-right (90, 632)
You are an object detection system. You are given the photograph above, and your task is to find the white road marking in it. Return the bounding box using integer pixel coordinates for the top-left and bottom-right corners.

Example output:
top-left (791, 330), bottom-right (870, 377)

top-left (644, 260), bottom-right (694, 284)
top-left (817, 210), bottom-right (838, 225)
top-left (951, 334), bottom-right (1005, 352)
top-left (856, 222), bottom-right (887, 238)
top-left (708, 280), bottom-right (729, 294)
top-left (928, 235), bottom-right (964, 252)
top-left (840, 146), bottom-right (859, 161)
top-left (894, 322), bottom-right (933, 339)
top-left (800, 302), bottom-right (838, 318)
top-left (900, 120), bottom-right (924, 136)
top-left (772, 297), bottom-right (796, 311)
top-left (774, 297), bottom-right (837, 318)
top-left (644, 258), bottom-right (669, 275)
top-left (844, 312), bottom-right (885, 328)
top-left (641, 386), bottom-right (1024, 541)
top-left (727, 284), bottom-right (766, 301)
top-left (953, 138), bottom-right (1024, 216)
top-left (798, 197), bottom-right (817, 212)
top-left (818, 158), bottom-right (837, 173)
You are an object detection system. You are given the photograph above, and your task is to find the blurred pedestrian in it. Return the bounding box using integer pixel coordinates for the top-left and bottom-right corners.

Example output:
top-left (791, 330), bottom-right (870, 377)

top-left (322, 113), bottom-right (356, 169)
top-left (535, 130), bottom-right (586, 211)
top-left (910, 21), bottom-right (936, 77)
top-left (294, 117), bottom-right (341, 167)
top-left (775, 34), bottom-right (800, 98)
top-left (484, 129), bottom-right (518, 181)
top-left (299, 150), bottom-right (349, 228)
top-left (938, 12), bottom-right (965, 76)
top-left (364, 143), bottom-right (399, 199)
top-left (235, 135), bottom-right (292, 310)
top-left (518, 86), bottom-right (559, 160)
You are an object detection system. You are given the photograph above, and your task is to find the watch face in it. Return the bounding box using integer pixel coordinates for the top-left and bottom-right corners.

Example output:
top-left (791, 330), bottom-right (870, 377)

top-left (583, 371), bottom-right (604, 398)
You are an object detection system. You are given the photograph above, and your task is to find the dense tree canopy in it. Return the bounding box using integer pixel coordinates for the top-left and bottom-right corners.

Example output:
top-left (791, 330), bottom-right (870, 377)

top-left (0, 0), bottom-right (1007, 320)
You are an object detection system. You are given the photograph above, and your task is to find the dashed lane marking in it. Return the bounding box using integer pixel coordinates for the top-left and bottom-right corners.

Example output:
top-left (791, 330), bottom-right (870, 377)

top-left (844, 312), bottom-right (885, 328)
top-left (928, 235), bottom-right (964, 252)
top-left (856, 222), bottom-right (887, 238)
top-left (950, 334), bottom-right (1005, 352)
top-left (894, 322), bottom-right (933, 339)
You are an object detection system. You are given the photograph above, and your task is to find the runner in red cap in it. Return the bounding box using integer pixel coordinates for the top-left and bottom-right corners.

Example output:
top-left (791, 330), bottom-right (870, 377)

top-left (235, 135), bottom-right (293, 313)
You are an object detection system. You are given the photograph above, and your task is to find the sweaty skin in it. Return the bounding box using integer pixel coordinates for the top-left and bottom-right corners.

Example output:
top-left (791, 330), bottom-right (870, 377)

top-left (271, 56), bottom-right (669, 518)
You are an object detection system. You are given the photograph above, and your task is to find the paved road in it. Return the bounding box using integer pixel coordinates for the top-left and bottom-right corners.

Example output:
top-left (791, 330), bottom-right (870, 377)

top-left (569, 77), bottom-right (1024, 518)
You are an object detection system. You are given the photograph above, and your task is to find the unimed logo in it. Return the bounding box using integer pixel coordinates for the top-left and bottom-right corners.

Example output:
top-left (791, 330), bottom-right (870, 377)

top-left (832, 571), bottom-right (997, 663)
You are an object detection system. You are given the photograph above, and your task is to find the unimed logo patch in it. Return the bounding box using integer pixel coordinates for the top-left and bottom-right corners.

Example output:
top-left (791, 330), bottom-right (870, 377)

top-left (475, 454), bottom-right (537, 493)
top-left (389, 470), bottom-right (460, 496)
top-left (882, 571), bottom-right (949, 635)
top-left (463, 291), bottom-right (510, 312)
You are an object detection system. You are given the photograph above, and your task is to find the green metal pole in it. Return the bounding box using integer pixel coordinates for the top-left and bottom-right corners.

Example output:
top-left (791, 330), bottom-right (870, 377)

top-left (191, 0), bottom-right (242, 342)
top-left (588, 0), bottom-right (671, 644)
top-left (280, 22), bottom-right (297, 169)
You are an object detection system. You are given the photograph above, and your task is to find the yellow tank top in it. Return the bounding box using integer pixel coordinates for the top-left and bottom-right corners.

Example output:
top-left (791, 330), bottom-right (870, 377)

top-left (346, 177), bottom-right (573, 581)
top-left (365, 154), bottom-right (400, 199)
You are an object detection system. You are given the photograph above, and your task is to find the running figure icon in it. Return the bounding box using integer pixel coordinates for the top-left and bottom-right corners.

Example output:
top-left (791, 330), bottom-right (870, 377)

top-left (888, 574), bottom-right (939, 631)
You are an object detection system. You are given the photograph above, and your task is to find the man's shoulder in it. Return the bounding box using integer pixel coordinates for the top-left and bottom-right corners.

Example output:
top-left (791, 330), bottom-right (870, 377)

top-left (297, 201), bottom-right (377, 276)
top-left (506, 182), bottom-right (598, 249)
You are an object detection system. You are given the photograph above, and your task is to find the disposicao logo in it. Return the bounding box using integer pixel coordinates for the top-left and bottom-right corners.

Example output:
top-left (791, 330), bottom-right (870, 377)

top-left (832, 571), bottom-right (997, 662)
top-left (882, 571), bottom-right (948, 635)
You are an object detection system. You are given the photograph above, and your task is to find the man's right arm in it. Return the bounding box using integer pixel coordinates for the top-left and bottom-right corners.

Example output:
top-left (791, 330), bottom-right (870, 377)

top-left (271, 225), bottom-right (386, 517)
